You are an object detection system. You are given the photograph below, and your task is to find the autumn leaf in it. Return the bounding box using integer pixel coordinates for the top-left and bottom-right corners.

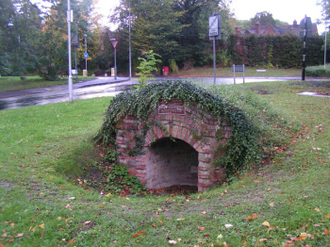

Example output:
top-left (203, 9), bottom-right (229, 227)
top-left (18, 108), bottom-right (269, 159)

top-left (225, 224), bottom-right (233, 229)
top-left (323, 229), bottom-right (329, 235)
top-left (324, 214), bottom-right (330, 219)
top-left (253, 214), bottom-right (258, 219)
top-left (298, 232), bottom-right (308, 240)
top-left (39, 224), bottom-right (45, 229)
top-left (247, 216), bottom-right (253, 221)
top-left (168, 240), bottom-right (177, 245)
top-left (262, 221), bottom-right (270, 227)
top-left (16, 233), bottom-right (23, 238)
top-left (269, 202), bottom-right (275, 207)
top-left (176, 218), bottom-right (185, 221)
top-left (198, 226), bottom-right (205, 231)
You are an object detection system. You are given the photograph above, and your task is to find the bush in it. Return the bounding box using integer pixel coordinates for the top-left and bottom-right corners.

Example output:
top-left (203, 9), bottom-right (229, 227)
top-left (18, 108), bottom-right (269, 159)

top-left (169, 59), bottom-right (179, 73)
top-left (306, 65), bottom-right (330, 77)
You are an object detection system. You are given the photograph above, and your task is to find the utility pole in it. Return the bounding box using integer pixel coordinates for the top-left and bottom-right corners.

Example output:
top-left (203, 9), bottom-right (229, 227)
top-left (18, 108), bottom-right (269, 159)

top-left (129, 2), bottom-right (132, 80)
top-left (302, 15), bottom-right (307, 81)
top-left (67, 0), bottom-right (73, 103)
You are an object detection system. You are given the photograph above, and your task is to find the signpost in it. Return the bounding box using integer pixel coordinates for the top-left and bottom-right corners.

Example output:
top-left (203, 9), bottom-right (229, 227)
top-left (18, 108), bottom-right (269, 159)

top-left (300, 15), bottom-right (312, 81)
top-left (110, 38), bottom-right (118, 80)
top-left (209, 14), bottom-right (221, 85)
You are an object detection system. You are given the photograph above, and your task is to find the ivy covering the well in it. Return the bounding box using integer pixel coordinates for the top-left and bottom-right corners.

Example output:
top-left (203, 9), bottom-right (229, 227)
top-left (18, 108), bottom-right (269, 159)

top-left (95, 80), bottom-right (260, 173)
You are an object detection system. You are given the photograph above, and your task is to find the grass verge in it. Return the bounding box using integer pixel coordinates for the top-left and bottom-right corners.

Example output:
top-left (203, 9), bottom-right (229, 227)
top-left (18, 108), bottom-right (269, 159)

top-left (171, 67), bottom-right (301, 78)
top-left (0, 81), bottom-right (329, 246)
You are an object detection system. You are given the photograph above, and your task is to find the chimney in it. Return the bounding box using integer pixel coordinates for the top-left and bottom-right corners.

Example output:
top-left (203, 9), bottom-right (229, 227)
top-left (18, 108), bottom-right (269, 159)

top-left (293, 20), bottom-right (297, 26)
top-left (255, 21), bottom-right (260, 34)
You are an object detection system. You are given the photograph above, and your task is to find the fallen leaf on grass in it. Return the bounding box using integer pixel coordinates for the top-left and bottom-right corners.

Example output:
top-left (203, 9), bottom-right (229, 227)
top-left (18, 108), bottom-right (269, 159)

top-left (198, 226), bottom-right (205, 231)
top-left (314, 208), bottom-right (321, 212)
top-left (16, 233), bottom-right (23, 238)
top-left (168, 240), bottom-right (177, 245)
top-left (253, 214), bottom-right (258, 219)
top-left (176, 218), bottom-right (185, 221)
top-left (247, 216), bottom-right (253, 221)
top-left (324, 214), bottom-right (330, 219)
top-left (84, 221), bottom-right (91, 225)
top-left (262, 221), bottom-right (270, 228)
top-left (39, 224), bottom-right (45, 229)
top-left (298, 232), bottom-right (308, 240)
top-left (323, 229), bottom-right (329, 235)
top-left (217, 234), bottom-right (223, 239)
top-left (269, 202), bottom-right (275, 207)
top-left (225, 224), bottom-right (233, 229)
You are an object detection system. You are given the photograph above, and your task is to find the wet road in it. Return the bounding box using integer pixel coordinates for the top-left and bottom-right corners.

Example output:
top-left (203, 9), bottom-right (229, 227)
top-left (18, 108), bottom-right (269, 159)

top-left (0, 76), bottom-right (305, 111)
top-left (0, 77), bottom-right (136, 111)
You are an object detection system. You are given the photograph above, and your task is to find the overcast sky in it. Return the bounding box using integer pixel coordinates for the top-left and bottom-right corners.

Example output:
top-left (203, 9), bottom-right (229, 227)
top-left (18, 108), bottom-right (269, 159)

top-left (96, 0), bottom-right (324, 32)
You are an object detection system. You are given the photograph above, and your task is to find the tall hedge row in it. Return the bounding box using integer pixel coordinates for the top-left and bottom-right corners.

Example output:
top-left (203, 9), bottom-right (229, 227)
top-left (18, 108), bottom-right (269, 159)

top-left (225, 35), bottom-right (324, 68)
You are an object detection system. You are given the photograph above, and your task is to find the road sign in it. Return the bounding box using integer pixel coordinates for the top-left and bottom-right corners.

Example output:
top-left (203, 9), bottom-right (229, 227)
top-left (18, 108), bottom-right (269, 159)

top-left (84, 52), bottom-right (89, 58)
top-left (111, 40), bottom-right (119, 49)
top-left (300, 16), bottom-right (312, 30)
top-left (209, 15), bottom-right (218, 36)
top-left (209, 14), bottom-right (221, 40)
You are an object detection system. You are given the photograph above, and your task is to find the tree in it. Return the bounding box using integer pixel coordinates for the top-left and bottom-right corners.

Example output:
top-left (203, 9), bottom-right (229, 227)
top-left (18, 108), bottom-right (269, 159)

top-left (0, 0), bottom-right (42, 75)
top-left (319, 0), bottom-right (330, 23)
top-left (39, 0), bottom-right (95, 79)
top-left (250, 11), bottom-right (276, 26)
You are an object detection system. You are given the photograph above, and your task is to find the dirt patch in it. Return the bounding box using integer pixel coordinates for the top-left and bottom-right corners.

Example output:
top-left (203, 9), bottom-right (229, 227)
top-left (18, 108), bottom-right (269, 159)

top-left (0, 180), bottom-right (15, 190)
top-left (147, 185), bottom-right (198, 196)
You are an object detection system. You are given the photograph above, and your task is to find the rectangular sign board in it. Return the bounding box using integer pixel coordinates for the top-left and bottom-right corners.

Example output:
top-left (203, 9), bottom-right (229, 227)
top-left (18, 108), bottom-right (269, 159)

top-left (158, 99), bottom-right (185, 115)
top-left (209, 14), bottom-right (221, 40)
top-left (209, 15), bottom-right (218, 36)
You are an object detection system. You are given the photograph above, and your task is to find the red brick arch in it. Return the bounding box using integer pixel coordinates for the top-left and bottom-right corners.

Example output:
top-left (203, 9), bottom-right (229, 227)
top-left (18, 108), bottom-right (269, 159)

top-left (115, 101), bottom-right (231, 192)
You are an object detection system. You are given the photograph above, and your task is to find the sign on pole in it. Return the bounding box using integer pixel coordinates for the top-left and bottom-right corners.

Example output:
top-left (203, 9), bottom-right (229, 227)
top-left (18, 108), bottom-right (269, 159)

top-left (209, 14), bottom-right (221, 40)
top-left (111, 40), bottom-right (119, 49)
top-left (84, 52), bottom-right (89, 58)
top-left (209, 13), bottom-right (221, 84)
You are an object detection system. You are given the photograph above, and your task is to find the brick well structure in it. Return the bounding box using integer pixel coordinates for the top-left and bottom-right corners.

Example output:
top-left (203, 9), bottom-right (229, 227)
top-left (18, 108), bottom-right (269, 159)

top-left (115, 100), bottom-right (231, 192)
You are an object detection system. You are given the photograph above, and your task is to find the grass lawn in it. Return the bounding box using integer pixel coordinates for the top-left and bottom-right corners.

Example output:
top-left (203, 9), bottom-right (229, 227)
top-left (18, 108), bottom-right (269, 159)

top-left (0, 80), bottom-right (329, 246)
top-left (171, 67), bottom-right (301, 78)
top-left (0, 76), bottom-right (95, 93)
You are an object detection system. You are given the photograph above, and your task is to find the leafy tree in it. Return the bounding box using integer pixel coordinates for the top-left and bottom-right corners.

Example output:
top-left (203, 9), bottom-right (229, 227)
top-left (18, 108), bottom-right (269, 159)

top-left (0, 0), bottom-right (42, 75)
top-left (135, 50), bottom-right (162, 89)
top-left (250, 11), bottom-right (276, 26)
top-left (39, 0), bottom-right (95, 79)
top-left (319, 0), bottom-right (330, 23)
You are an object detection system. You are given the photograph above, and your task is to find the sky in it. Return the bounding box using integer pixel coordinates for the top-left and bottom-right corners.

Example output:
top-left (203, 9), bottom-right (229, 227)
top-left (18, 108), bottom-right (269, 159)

top-left (95, 0), bottom-right (325, 33)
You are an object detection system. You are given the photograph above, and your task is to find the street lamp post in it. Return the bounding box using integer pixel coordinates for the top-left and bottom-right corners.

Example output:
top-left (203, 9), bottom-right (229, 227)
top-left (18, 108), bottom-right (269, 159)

top-left (67, 0), bottom-right (73, 103)
top-left (84, 34), bottom-right (87, 75)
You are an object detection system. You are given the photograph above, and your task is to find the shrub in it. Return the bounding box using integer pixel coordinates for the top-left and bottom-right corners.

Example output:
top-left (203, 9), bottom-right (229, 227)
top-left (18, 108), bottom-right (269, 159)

top-left (306, 65), bottom-right (330, 77)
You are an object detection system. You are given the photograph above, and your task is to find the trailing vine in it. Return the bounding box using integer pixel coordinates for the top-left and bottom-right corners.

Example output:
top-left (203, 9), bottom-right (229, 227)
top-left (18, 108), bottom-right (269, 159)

top-left (95, 80), bottom-right (260, 174)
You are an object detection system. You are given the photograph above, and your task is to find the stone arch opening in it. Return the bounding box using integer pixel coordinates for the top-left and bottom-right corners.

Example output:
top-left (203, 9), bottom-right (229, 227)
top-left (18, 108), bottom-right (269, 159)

top-left (145, 137), bottom-right (198, 190)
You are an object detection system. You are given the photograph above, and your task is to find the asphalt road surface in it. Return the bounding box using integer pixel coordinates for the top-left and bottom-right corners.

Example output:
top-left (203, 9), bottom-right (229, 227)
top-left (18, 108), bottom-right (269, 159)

top-left (0, 76), bottom-right (312, 111)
